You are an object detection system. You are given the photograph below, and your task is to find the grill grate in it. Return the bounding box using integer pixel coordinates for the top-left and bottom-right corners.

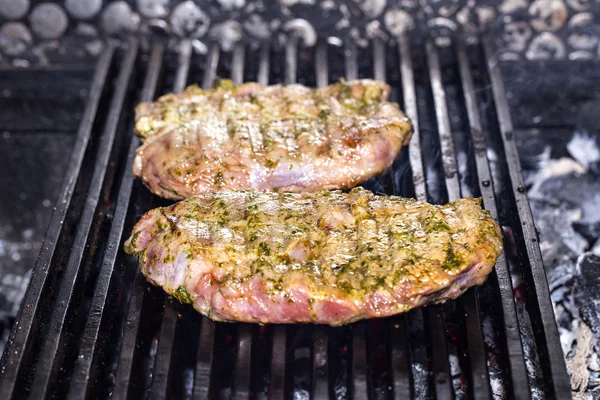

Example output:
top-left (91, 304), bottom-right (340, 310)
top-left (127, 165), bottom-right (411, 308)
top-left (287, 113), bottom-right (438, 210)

top-left (0, 36), bottom-right (570, 399)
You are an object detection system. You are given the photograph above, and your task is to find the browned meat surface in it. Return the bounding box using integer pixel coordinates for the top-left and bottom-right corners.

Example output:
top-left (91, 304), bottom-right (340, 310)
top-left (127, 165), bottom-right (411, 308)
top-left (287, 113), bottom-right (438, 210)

top-left (133, 79), bottom-right (412, 200)
top-left (124, 189), bottom-right (502, 325)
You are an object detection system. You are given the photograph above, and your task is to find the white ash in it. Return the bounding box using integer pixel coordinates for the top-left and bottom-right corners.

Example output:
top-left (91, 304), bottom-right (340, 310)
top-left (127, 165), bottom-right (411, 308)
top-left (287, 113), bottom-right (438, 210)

top-left (520, 133), bottom-right (600, 397)
top-left (567, 130), bottom-right (600, 171)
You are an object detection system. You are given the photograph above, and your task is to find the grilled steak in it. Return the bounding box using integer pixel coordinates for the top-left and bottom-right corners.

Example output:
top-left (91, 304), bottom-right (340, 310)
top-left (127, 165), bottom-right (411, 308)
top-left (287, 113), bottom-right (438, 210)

top-left (124, 189), bottom-right (502, 325)
top-left (133, 79), bottom-right (412, 200)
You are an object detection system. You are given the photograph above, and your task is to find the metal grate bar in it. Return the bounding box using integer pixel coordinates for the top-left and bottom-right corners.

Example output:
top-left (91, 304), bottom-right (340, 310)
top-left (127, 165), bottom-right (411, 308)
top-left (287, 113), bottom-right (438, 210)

top-left (372, 38), bottom-right (386, 82)
top-left (175, 39), bottom-right (193, 92)
top-left (0, 43), bottom-right (115, 400)
top-left (69, 42), bottom-right (166, 400)
top-left (352, 322), bottom-right (369, 399)
top-left (232, 42), bottom-right (246, 85)
top-left (202, 43), bottom-right (220, 89)
top-left (424, 41), bottom-right (461, 199)
top-left (285, 36), bottom-right (298, 85)
top-left (390, 319), bottom-right (411, 399)
top-left (312, 40), bottom-right (330, 400)
top-left (398, 37), bottom-right (452, 399)
top-left (456, 42), bottom-right (530, 399)
top-left (147, 40), bottom-right (193, 399)
top-left (315, 40), bottom-right (328, 88)
top-left (267, 38), bottom-right (299, 400)
top-left (257, 43), bottom-right (270, 86)
top-left (344, 40), bottom-right (358, 81)
top-left (189, 43), bottom-right (223, 400)
top-left (426, 306), bottom-right (453, 400)
top-left (344, 41), bottom-right (370, 400)
top-left (269, 326), bottom-right (287, 399)
top-left (312, 327), bottom-right (328, 398)
top-left (398, 36), bottom-right (426, 203)
top-left (233, 324), bottom-right (253, 399)
top-left (193, 318), bottom-right (216, 399)
top-left (425, 40), bottom-right (492, 398)
top-left (374, 38), bottom-right (411, 398)
top-left (112, 269), bottom-right (147, 398)
top-left (30, 38), bottom-right (139, 400)
top-left (397, 36), bottom-right (436, 399)
top-left (229, 44), bottom-right (254, 400)
top-left (483, 39), bottom-right (570, 398)
top-left (150, 305), bottom-right (179, 399)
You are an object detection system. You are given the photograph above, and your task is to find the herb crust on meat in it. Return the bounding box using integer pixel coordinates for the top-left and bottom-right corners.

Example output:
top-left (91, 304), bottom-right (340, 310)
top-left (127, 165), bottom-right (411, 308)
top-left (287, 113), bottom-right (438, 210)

top-left (133, 79), bottom-right (413, 199)
top-left (124, 188), bottom-right (503, 325)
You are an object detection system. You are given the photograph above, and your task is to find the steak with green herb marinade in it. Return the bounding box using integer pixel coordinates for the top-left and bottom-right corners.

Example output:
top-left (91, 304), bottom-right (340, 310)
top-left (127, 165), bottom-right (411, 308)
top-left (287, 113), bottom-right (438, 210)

top-left (124, 188), bottom-right (502, 325)
top-left (133, 79), bottom-right (412, 200)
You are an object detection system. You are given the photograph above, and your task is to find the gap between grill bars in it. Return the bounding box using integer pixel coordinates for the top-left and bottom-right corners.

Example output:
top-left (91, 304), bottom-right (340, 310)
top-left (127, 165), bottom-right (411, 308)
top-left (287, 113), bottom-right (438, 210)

top-left (0, 36), bottom-right (570, 400)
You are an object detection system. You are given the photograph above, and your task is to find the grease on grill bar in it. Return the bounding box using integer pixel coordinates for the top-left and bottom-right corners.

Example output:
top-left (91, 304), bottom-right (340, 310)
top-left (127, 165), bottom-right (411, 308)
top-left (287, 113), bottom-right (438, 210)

top-left (0, 37), bottom-right (569, 399)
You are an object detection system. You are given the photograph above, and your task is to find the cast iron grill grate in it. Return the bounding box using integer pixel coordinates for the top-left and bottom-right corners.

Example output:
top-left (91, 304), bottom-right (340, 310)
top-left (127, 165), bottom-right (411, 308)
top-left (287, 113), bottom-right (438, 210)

top-left (0, 36), bottom-right (570, 399)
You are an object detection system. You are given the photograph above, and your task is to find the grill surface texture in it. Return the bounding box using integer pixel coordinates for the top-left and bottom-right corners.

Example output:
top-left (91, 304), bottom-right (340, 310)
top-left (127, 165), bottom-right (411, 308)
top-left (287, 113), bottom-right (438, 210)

top-left (0, 36), bottom-right (569, 400)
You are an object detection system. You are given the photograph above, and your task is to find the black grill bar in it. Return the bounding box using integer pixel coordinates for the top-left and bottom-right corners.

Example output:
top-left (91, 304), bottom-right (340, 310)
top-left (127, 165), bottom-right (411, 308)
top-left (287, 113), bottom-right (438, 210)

top-left (232, 42), bottom-right (246, 85)
top-left (189, 42), bottom-right (222, 400)
top-left (398, 36), bottom-right (426, 203)
top-left (285, 37), bottom-right (298, 85)
top-left (269, 325), bottom-right (287, 399)
top-left (175, 39), bottom-right (193, 92)
top-left (372, 38), bottom-right (386, 85)
top-left (312, 40), bottom-right (330, 400)
top-left (379, 35), bottom-right (411, 399)
top-left (456, 41), bottom-right (530, 399)
top-left (230, 44), bottom-right (255, 400)
top-left (345, 42), bottom-right (370, 400)
top-left (257, 43), bottom-right (270, 86)
top-left (396, 35), bottom-right (436, 399)
top-left (30, 38), bottom-right (139, 400)
top-left (148, 39), bottom-right (193, 400)
top-left (352, 323), bottom-right (369, 398)
top-left (390, 319), bottom-right (411, 398)
top-left (315, 40), bottom-right (328, 89)
top-left (233, 324), bottom-right (253, 399)
top-left (483, 39), bottom-right (571, 398)
top-left (404, 38), bottom-right (455, 399)
top-left (344, 40), bottom-right (358, 81)
top-left (265, 41), bottom-right (292, 400)
top-left (266, 37), bottom-right (300, 399)
top-left (80, 42), bottom-right (166, 400)
top-left (194, 317), bottom-right (216, 399)
top-left (0, 43), bottom-right (115, 400)
top-left (112, 270), bottom-right (147, 398)
top-left (424, 41), bottom-right (461, 199)
top-left (425, 40), bottom-right (492, 399)
top-left (202, 43), bottom-right (220, 90)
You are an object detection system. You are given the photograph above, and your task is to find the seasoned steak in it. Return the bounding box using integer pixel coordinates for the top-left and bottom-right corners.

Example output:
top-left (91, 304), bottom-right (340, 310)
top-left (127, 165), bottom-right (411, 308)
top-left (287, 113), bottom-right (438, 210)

top-left (124, 189), bottom-right (502, 325)
top-left (133, 79), bottom-right (412, 200)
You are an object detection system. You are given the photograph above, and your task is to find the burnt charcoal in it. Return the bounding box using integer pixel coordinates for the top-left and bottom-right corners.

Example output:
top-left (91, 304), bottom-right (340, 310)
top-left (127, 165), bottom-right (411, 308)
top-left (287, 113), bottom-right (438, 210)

top-left (515, 129), bottom-right (552, 171)
top-left (531, 171), bottom-right (600, 223)
top-left (575, 253), bottom-right (600, 350)
top-left (547, 262), bottom-right (577, 293)
top-left (574, 221), bottom-right (600, 244)
top-left (529, 199), bottom-right (588, 269)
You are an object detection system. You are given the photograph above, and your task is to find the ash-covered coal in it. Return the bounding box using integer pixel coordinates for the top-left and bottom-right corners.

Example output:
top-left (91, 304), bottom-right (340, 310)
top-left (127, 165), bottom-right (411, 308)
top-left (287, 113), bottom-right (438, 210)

top-left (518, 130), bottom-right (600, 397)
